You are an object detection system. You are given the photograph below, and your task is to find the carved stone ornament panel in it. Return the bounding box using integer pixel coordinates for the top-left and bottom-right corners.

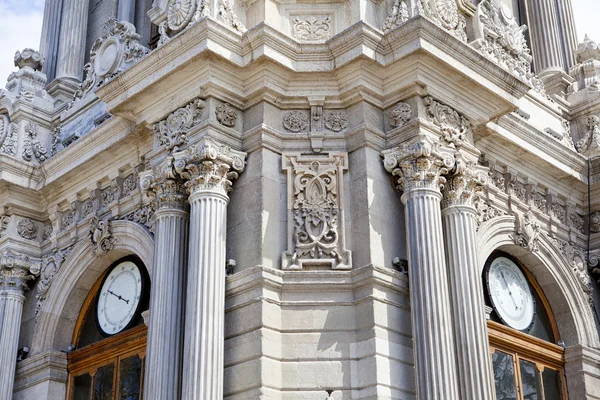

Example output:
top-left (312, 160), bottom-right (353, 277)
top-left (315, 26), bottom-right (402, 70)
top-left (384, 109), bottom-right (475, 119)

top-left (389, 102), bottom-right (412, 129)
top-left (416, 0), bottom-right (467, 42)
top-left (293, 16), bottom-right (332, 41)
top-left (154, 98), bottom-right (205, 151)
top-left (215, 103), bottom-right (238, 127)
top-left (17, 218), bottom-right (38, 240)
top-left (158, 0), bottom-right (209, 45)
top-left (282, 153), bottom-right (352, 270)
top-left (217, 0), bottom-right (246, 33)
top-left (0, 215), bottom-right (10, 238)
top-left (0, 114), bottom-right (8, 149)
top-left (89, 216), bottom-right (118, 255)
top-left (475, 197), bottom-right (504, 229)
top-left (383, 0), bottom-right (409, 33)
top-left (0, 122), bottom-right (17, 155)
top-left (22, 123), bottom-right (48, 162)
top-left (35, 248), bottom-right (71, 317)
top-left (73, 18), bottom-right (149, 102)
top-left (324, 111), bottom-right (348, 132)
top-left (283, 110), bottom-right (309, 132)
top-left (576, 115), bottom-right (600, 157)
top-left (551, 236), bottom-right (590, 292)
top-left (511, 210), bottom-right (541, 252)
top-left (424, 96), bottom-right (471, 148)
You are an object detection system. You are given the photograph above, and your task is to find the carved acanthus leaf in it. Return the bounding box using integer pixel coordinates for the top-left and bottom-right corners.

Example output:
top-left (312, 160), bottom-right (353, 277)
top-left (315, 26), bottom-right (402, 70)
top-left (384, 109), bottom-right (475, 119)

top-left (154, 98), bottom-right (205, 151)
top-left (442, 156), bottom-right (488, 208)
top-left (0, 250), bottom-right (41, 291)
top-left (293, 16), bottom-right (332, 41)
top-left (511, 210), bottom-right (541, 252)
top-left (89, 216), bottom-right (118, 255)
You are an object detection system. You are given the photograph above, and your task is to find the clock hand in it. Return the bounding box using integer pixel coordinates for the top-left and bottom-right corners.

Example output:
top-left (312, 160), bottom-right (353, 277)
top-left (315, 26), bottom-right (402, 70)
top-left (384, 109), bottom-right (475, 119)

top-left (500, 271), bottom-right (519, 310)
top-left (108, 290), bottom-right (130, 304)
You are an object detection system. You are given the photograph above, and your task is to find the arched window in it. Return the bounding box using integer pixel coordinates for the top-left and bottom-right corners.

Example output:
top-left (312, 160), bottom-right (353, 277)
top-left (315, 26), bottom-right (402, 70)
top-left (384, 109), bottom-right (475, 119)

top-left (66, 256), bottom-right (150, 400)
top-left (483, 252), bottom-right (566, 400)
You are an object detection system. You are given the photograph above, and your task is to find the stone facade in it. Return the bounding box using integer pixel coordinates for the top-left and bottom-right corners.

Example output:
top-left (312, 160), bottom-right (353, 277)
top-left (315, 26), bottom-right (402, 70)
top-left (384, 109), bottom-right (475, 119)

top-left (0, 0), bottom-right (600, 399)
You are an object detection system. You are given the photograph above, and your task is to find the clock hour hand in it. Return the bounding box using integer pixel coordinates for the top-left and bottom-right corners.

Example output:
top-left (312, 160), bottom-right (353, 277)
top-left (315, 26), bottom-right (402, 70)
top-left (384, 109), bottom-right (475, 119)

top-left (500, 271), bottom-right (519, 310)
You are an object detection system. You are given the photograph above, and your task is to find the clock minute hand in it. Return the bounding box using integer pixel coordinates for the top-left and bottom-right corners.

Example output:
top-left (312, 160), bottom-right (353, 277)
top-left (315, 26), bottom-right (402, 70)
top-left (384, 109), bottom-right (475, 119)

top-left (108, 290), bottom-right (129, 304)
top-left (500, 271), bottom-right (519, 310)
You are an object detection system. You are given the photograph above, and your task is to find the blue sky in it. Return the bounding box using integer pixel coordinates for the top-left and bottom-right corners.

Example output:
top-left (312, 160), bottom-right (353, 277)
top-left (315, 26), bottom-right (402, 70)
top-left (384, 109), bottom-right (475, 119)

top-left (0, 0), bottom-right (599, 86)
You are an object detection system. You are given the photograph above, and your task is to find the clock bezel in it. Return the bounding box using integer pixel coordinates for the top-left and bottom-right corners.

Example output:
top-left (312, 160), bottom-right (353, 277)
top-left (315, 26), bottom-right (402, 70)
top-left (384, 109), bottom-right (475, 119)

top-left (485, 254), bottom-right (536, 333)
top-left (95, 256), bottom-right (149, 337)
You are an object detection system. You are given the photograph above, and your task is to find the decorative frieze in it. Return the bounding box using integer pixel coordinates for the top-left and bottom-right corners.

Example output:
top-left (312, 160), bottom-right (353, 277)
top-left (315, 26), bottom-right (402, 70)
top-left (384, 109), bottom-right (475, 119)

top-left (17, 218), bottom-right (38, 241)
top-left (389, 102), bottom-right (412, 129)
top-left (120, 205), bottom-right (156, 232)
top-left (383, 0), bottom-right (409, 33)
top-left (215, 103), bottom-right (238, 127)
top-left (512, 210), bottom-right (541, 252)
top-left (283, 111), bottom-right (309, 133)
top-left (0, 251), bottom-right (41, 291)
top-left (416, 0), bottom-right (467, 42)
top-left (89, 216), bottom-right (117, 255)
top-left (293, 16), bottom-right (332, 41)
top-left (154, 98), bottom-right (205, 152)
top-left (551, 201), bottom-right (567, 224)
top-left (575, 115), bottom-right (600, 156)
top-left (324, 111), bottom-right (348, 132)
top-left (22, 123), bottom-right (48, 163)
top-left (282, 152), bottom-right (351, 270)
top-left (81, 199), bottom-right (95, 218)
top-left (551, 236), bottom-right (590, 291)
top-left (570, 212), bottom-right (585, 234)
top-left (423, 96), bottom-right (471, 148)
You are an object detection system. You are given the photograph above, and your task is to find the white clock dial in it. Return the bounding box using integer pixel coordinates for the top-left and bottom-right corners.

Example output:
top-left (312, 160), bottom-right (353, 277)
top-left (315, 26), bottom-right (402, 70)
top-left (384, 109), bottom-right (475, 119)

top-left (97, 261), bottom-right (143, 335)
top-left (487, 257), bottom-right (535, 331)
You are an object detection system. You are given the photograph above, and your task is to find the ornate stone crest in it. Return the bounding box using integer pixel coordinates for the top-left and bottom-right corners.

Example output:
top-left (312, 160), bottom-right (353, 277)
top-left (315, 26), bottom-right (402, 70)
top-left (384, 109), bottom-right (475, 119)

top-left (383, 0), bottom-right (409, 33)
top-left (324, 111), bottom-right (348, 132)
top-left (282, 153), bottom-right (351, 270)
top-left (17, 218), bottom-right (38, 240)
top-left (389, 102), bottom-right (412, 128)
top-left (154, 98), bottom-right (205, 151)
top-left (416, 0), bottom-right (467, 42)
top-left (89, 216), bottom-right (117, 254)
top-left (215, 103), bottom-right (238, 127)
top-left (576, 115), bottom-right (600, 156)
top-left (283, 111), bottom-right (309, 132)
top-left (74, 18), bottom-right (148, 101)
top-left (293, 16), bottom-right (332, 41)
top-left (423, 96), bottom-right (471, 148)
top-left (512, 210), bottom-right (541, 252)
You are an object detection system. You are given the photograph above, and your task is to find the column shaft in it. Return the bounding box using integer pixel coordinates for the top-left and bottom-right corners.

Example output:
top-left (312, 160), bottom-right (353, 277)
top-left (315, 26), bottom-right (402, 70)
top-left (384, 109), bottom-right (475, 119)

top-left (404, 189), bottom-right (460, 400)
top-left (555, 0), bottom-right (578, 70)
top-left (144, 209), bottom-right (189, 400)
top-left (182, 193), bottom-right (228, 399)
top-left (55, 0), bottom-right (90, 81)
top-left (39, 0), bottom-right (64, 81)
top-left (528, 0), bottom-right (564, 73)
top-left (443, 206), bottom-right (495, 400)
top-left (117, 0), bottom-right (136, 24)
top-left (0, 291), bottom-right (25, 400)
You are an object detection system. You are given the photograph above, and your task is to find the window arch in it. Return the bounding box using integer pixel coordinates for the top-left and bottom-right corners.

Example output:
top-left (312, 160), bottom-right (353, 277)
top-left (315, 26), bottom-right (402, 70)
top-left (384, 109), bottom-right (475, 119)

top-left (483, 251), bottom-right (567, 400)
top-left (66, 256), bottom-right (150, 400)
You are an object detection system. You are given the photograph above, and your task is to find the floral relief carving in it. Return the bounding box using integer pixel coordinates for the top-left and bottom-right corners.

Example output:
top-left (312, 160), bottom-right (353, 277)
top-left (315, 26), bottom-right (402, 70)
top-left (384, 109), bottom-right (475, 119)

top-left (0, 251), bottom-right (41, 291)
top-left (550, 201), bottom-right (567, 224)
top-left (22, 123), bottom-right (48, 162)
top-left (121, 205), bottom-right (156, 232)
top-left (442, 155), bottom-right (488, 208)
top-left (551, 236), bottom-right (590, 292)
top-left (570, 212), bottom-right (585, 234)
top-left (0, 215), bottom-right (10, 238)
top-left (389, 102), bottom-right (412, 129)
top-left (217, 0), bottom-right (246, 33)
top-left (383, 0), bottom-right (409, 33)
top-left (532, 191), bottom-right (547, 213)
top-left (17, 218), bottom-right (38, 240)
top-left (0, 123), bottom-right (17, 155)
top-left (324, 111), bottom-right (348, 132)
top-left (122, 173), bottom-right (138, 196)
top-left (282, 153), bottom-right (351, 270)
top-left (0, 115), bottom-right (8, 149)
top-left (475, 198), bottom-right (504, 228)
top-left (61, 209), bottom-right (76, 230)
top-left (576, 115), bottom-right (600, 156)
top-left (89, 216), bottom-right (118, 255)
top-left (512, 210), bottom-right (541, 252)
top-left (81, 199), bottom-right (95, 218)
top-left (591, 212), bottom-right (600, 234)
top-left (42, 224), bottom-right (53, 241)
top-left (293, 16), bottom-right (332, 41)
top-left (215, 103), bottom-right (238, 127)
top-left (416, 0), bottom-right (467, 42)
top-left (35, 248), bottom-right (70, 318)
top-left (283, 111), bottom-right (309, 132)
top-left (154, 98), bottom-right (205, 151)
top-left (424, 96), bottom-right (471, 148)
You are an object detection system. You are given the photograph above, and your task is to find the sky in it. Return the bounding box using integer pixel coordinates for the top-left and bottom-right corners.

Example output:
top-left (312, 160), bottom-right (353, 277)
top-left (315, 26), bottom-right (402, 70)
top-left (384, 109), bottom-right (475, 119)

top-left (0, 0), bottom-right (598, 86)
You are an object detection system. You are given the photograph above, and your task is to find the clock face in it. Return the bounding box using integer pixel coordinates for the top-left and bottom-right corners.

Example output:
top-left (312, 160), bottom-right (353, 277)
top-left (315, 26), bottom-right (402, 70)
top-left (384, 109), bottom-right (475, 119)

top-left (487, 257), bottom-right (535, 331)
top-left (97, 261), bottom-right (144, 336)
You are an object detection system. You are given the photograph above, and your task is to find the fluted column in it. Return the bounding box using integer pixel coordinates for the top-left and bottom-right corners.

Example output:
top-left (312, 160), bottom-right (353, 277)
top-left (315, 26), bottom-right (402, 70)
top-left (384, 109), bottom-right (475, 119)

top-left (555, 0), bottom-right (579, 70)
top-left (140, 163), bottom-right (189, 400)
top-left (174, 141), bottom-right (246, 400)
top-left (382, 141), bottom-right (460, 400)
top-left (0, 252), bottom-right (40, 400)
top-left (39, 0), bottom-right (64, 81)
top-left (527, 0), bottom-right (564, 74)
top-left (55, 0), bottom-right (89, 82)
top-left (441, 156), bottom-right (495, 400)
top-left (117, 0), bottom-right (136, 24)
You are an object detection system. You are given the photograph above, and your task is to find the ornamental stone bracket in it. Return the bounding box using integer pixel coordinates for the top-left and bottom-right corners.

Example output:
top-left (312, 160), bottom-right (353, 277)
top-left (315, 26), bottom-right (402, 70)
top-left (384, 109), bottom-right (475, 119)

top-left (282, 152), bottom-right (352, 270)
top-left (416, 0), bottom-right (467, 43)
top-left (0, 250), bottom-right (41, 292)
top-left (575, 115), bottom-right (600, 157)
top-left (89, 216), bottom-right (118, 255)
top-left (511, 209), bottom-right (541, 253)
top-left (72, 18), bottom-right (149, 105)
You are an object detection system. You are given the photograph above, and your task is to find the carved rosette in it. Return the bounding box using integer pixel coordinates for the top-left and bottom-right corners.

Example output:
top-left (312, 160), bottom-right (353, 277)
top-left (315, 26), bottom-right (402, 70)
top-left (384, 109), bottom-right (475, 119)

top-left (154, 98), bottom-right (205, 152)
top-left (89, 216), bottom-right (118, 255)
top-left (283, 111), bottom-right (309, 132)
top-left (382, 140), bottom-right (455, 195)
top-left (172, 140), bottom-right (247, 197)
top-left (282, 152), bottom-right (351, 270)
top-left (512, 210), bottom-right (541, 252)
top-left (140, 158), bottom-right (188, 211)
top-left (0, 251), bottom-right (41, 292)
top-left (416, 0), bottom-right (467, 42)
top-left (324, 111), bottom-right (348, 132)
top-left (215, 103), bottom-right (238, 127)
top-left (442, 156), bottom-right (488, 209)
top-left (424, 96), bottom-right (471, 148)
top-left (17, 218), bottom-right (38, 240)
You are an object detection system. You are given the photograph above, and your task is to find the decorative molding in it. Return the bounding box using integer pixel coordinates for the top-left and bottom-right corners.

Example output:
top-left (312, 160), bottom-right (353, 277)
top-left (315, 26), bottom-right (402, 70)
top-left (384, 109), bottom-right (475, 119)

top-left (0, 250), bottom-right (41, 291)
top-left (282, 110), bottom-right (309, 133)
top-left (282, 152), bottom-right (351, 270)
top-left (217, 0), bottom-right (246, 33)
top-left (154, 98), bottom-right (205, 151)
top-left (35, 248), bottom-right (70, 318)
top-left (389, 102), bottom-right (412, 129)
top-left (89, 216), bottom-right (118, 255)
top-left (293, 16), bottom-right (332, 41)
top-left (416, 0), bottom-right (467, 42)
top-left (424, 96), bottom-right (471, 148)
top-left (575, 115), bottom-right (600, 156)
top-left (511, 210), bottom-right (541, 252)
top-left (17, 218), bottom-right (38, 240)
top-left (215, 103), bottom-right (238, 127)
top-left (324, 111), bottom-right (348, 132)
top-left (383, 0), bottom-right (409, 33)
top-left (382, 140), bottom-right (455, 193)
top-left (22, 123), bottom-right (48, 162)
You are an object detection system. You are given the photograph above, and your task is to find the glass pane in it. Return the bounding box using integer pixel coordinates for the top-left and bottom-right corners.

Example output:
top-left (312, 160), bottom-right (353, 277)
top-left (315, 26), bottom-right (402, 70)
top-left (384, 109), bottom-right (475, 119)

top-left (519, 359), bottom-right (541, 400)
top-left (493, 351), bottom-right (518, 400)
top-left (94, 363), bottom-right (114, 400)
top-left (542, 368), bottom-right (562, 400)
top-left (73, 373), bottom-right (92, 400)
top-left (119, 355), bottom-right (143, 400)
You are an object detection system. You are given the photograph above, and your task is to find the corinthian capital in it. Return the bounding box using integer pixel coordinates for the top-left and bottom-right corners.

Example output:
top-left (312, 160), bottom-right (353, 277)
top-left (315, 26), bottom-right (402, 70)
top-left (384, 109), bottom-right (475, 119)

top-left (382, 140), bottom-right (455, 194)
top-left (172, 139), bottom-right (247, 197)
top-left (442, 154), bottom-right (488, 208)
top-left (0, 250), bottom-right (41, 292)
top-left (140, 157), bottom-right (188, 210)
